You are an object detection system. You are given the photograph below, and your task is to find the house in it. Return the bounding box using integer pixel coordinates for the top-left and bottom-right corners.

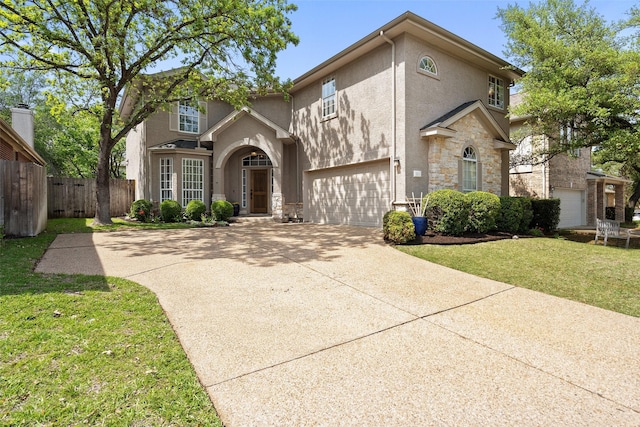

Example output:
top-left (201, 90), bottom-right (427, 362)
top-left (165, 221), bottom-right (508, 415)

top-left (509, 93), bottom-right (628, 228)
top-left (124, 11), bottom-right (523, 227)
top-left (0, 105), bottom-right (48, 236)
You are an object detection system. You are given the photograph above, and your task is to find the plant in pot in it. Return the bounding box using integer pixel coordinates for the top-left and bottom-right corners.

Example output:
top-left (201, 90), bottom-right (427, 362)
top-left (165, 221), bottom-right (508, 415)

top-left (407, 192), bottom-right (428, 236)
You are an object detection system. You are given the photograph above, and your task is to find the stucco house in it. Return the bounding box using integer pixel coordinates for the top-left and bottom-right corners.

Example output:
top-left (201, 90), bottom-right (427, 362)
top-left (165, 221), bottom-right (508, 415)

top-left (509, 93), bottom-right (628, 228)
top-left (124, 11), bottom-right (522, 227)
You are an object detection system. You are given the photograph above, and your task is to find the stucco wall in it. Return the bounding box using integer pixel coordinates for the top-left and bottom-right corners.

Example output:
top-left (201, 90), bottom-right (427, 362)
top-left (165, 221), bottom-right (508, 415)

top-left (402, 34), bottom-right (512, 198)
top-left (291, 44), bottom-right (393, 172)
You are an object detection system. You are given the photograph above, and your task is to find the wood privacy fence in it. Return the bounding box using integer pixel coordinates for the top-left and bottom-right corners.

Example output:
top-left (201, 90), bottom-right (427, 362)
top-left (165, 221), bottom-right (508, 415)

top-left (0, 159), bottom-right (48, 237)
top-left (48, 178), bottom-right (135, 218)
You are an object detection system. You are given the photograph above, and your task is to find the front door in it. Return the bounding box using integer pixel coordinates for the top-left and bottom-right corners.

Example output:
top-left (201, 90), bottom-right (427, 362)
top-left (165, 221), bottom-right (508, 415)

top-left (251, 169), bottom-right (268, 213)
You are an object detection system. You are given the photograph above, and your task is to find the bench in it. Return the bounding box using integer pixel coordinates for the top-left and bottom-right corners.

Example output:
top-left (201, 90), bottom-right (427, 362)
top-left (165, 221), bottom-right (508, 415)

top-left (595, 218), bottom-right (631, 249)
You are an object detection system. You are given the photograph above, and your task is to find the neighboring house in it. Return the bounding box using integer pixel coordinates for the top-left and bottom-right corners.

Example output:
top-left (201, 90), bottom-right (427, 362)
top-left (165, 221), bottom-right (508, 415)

top-left (0, 105), bottom-right (48, 236)
top-left (123, 11), bottom-right (523, 227)
top-left (509, 93), bottom-right (628, 228)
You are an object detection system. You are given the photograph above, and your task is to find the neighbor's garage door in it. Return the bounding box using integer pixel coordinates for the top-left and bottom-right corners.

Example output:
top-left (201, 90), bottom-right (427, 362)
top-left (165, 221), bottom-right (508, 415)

top-left (304, 160), bottom-right (390, 227)
top-left (555, 189), bottom-right (584, 228)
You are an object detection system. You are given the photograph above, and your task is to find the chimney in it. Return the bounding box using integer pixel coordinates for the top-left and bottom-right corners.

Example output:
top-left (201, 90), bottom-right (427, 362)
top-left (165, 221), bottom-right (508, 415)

top-left (10, 103), bottom-right (35, 148)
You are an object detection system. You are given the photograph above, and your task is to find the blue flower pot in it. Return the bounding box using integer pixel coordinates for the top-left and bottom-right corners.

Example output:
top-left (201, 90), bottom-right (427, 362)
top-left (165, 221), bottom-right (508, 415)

top-left (412, 216), bottom-right (428, 236)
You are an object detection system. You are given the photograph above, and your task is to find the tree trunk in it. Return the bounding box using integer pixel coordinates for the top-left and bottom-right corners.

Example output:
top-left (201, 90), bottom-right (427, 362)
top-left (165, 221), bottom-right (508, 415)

top-left (93, 137), bottom-right (114, 225)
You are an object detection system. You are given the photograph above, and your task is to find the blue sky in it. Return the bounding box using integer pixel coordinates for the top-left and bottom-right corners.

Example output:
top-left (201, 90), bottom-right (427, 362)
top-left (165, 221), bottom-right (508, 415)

top-left (274, 0), bottom-right (638, 80)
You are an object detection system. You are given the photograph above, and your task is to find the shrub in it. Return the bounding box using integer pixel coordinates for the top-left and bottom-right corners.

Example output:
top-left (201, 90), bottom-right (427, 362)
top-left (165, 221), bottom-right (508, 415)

top-left (465, 191), bottom-right (500, 233)
top-left (518, 197), bottom-right (534, 232)
top-left (497, 196), bottom-right (523, 233)
top-left (211, 200), bottom-right (234, 221)
top-left (424, 189), bottom-right (469, 236)
top-left (185, 200), bottom-right (206, 221)
top-left (383, 210), bottom-right (416, 244)
top-left (160, 199), bottom-right (182, 222)
top-left (497, 196), bottom-right (534, 233)
top-left (530, 198), bottom-right (561, 232)
top-left (130, 199), bottom-right (152, 222)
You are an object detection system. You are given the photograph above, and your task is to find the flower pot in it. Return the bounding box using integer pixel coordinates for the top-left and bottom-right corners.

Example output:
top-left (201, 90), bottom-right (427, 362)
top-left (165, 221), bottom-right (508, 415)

top-left (412, 216), bottom-right (427, 236)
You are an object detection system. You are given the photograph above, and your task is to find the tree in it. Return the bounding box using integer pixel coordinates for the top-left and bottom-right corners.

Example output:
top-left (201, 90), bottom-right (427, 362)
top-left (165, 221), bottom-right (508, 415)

top-left (498, 0), bottom-right (640, 207)
top-left (0, 0), bottom-right (298, 224)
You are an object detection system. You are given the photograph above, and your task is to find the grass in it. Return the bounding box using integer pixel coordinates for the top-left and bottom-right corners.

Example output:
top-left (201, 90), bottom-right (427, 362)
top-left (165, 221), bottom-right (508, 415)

top-left (398, 235), bottom-right (640, 317)
top-left (0, 219), bottom-right (221, 426)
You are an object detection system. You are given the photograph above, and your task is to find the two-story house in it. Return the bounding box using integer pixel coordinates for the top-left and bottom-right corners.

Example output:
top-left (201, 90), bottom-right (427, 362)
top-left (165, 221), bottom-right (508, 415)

top-left (124, 11), bottom-right (523, 227)
top-left (509, 93), bottom-right (628, 228)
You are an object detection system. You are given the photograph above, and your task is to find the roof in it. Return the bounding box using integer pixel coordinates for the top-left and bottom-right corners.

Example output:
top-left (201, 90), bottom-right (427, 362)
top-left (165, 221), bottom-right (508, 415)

top-left (150, 139), bottom-right (199, 150)
top-left (292, 11), bottom-right (524, 92)
top-left (419, 100), bottom-right (513, 149)
top-left (587, 170), bottom-right (631, 184)
top-left (0, 118), bottom-right (46, 166)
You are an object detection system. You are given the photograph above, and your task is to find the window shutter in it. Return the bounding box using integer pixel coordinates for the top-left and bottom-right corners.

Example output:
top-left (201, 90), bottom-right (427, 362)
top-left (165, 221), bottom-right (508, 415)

top-left (169, 102), bottom-right (179, 131)
top-left (198, 101), bottom-right (208, 133)
top-left (477, 162), bottom-right (483, 191)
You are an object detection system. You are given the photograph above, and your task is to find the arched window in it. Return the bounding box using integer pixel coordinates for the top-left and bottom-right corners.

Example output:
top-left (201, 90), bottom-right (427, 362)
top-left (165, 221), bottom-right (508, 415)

top-left (418, 56), bottom-right (437, 75)
top-left (462, 146), bottom-right (477, 192)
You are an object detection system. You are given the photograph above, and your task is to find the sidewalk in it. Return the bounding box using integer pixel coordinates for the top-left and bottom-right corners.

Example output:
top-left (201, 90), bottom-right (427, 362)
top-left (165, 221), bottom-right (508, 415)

top-left (36, 223), bottom-right (640, 426)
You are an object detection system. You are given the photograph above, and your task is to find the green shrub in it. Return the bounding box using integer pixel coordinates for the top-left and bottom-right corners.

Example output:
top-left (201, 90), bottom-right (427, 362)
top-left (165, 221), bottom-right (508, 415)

top-left (160, 199), bottom-right (182, 222)
top-left (530, 198), bottom-right (561, 232)
top-left (185, 200), bottom-right (206, 221)
top-left (497, 196), bottom-right (522, 233)
top-left (211, 200), bottom-right (234, 221)
top-left (383, 210), bottom-right (416, 244)
top-left (130, 199), bottom-right (152, 222)
top-left (518, 197), bottom-right (534, 232)
top-left (424, 189), bottom-right (469, 236)
top-left (465, 191), bottom-right (500, 233)
top-left (497, 196), bottom-right (534, 233)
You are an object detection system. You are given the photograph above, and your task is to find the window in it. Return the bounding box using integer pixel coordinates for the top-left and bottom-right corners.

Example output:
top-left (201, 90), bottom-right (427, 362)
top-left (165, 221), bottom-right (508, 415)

top-left (179, 100), bottom-right (200, 133)
top-left (322, 77), bottom-right (336, 118)
top-left (462, 146), bottom-right (478, 192)
top-left (418, 56), bottom-right (437, 75)
top-left (242, 153), bottom-right (273, 166)
top-left (160, 157), bottom-right (173, 202)
top-left (182, 158), bottom-right (204, 207)
top-left (560, 124), bottom-right (581, 157)
top-left (242, 169), bottom-right (247, 208)
top-left (488, 75), bottom-right (504, 109)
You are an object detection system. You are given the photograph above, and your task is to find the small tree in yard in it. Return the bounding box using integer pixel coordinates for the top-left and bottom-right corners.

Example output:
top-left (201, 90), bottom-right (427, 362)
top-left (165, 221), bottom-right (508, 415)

top-left (0, 0), bottom-right (298, 225)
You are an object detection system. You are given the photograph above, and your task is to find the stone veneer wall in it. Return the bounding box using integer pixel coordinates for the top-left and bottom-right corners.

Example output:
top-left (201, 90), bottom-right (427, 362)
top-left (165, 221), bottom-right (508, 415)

top-left (428, 114), bottom-right (503, 195)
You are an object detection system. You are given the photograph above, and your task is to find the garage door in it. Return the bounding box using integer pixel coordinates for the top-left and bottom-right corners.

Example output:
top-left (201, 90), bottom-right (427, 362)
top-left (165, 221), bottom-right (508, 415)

top-left (555, 189), bottom-right (584, 228)
top-left (304, 160), bottom-right (390, 227)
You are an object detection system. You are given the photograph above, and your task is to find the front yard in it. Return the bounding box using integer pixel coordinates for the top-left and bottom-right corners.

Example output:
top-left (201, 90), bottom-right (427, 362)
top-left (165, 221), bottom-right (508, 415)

top-left (0, 220), bottom-right (221, 426)
top-left (398, 236), bottom-right (640, 317)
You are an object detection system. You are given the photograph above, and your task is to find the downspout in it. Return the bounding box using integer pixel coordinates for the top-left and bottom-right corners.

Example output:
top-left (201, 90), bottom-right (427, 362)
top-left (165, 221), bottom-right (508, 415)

top-left (380, 30), bottom-right (397, 206)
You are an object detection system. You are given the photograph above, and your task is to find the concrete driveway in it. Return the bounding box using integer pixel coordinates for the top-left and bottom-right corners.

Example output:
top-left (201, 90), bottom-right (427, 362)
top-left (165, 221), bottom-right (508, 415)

top-left (36, 222), bottom-right (640, 426)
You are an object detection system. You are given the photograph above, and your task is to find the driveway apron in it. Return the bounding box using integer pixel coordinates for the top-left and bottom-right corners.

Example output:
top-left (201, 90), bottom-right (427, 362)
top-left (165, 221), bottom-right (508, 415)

top-left (36, 223), bottom-right (640, 426)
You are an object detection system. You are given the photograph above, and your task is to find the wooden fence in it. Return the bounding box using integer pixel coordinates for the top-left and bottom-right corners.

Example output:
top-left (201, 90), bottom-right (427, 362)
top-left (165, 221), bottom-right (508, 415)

top-left (0, 159), bottom-right (48, 237)
top-left (48, 178), bottom-right (135, 218)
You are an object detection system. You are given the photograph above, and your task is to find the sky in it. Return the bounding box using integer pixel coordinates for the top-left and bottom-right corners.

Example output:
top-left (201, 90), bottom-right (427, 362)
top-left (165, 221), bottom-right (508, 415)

top-left (272, 0), bottom-right (638, 80)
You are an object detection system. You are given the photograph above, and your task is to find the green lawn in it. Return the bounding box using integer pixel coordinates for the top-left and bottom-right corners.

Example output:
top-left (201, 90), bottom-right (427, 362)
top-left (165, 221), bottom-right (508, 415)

top-left (0, 219), bottom-right (221, 426)
top-left (398, 236), bottom-right (640, 317)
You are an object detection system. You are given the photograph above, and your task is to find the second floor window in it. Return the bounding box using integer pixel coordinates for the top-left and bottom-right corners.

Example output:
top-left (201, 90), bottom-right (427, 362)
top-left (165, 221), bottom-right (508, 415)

top-left (418, 56), bottom-right (437, 75)
top-left (179, 100), bottom-right (200, 133)
top-left (322, 77), bottom-right (336, 118)
top-left (488, 75), bottom-right (504, 109)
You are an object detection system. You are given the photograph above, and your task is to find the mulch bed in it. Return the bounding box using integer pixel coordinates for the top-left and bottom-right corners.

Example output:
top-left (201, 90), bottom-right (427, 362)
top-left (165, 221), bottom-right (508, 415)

top-left (405, 231), bottom-right (521, 245)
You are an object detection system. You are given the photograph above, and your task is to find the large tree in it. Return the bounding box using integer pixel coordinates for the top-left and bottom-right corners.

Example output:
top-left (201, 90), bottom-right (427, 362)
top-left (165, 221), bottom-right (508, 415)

top-left (498, 0), bottom-right (640, 208)
top-left (0, 0), bottom-right (298, 224)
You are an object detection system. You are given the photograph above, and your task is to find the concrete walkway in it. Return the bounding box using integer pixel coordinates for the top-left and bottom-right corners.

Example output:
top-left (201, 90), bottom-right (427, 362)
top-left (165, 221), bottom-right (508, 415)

top-left (36, 222), bottom-right (640, 426)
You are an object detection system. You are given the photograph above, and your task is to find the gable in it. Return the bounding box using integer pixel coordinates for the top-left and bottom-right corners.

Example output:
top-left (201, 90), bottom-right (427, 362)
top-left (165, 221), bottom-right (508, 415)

top-left (420, 100), bottom-right (514, 150)
top-left (200, 107), bottom-right (292, 143)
